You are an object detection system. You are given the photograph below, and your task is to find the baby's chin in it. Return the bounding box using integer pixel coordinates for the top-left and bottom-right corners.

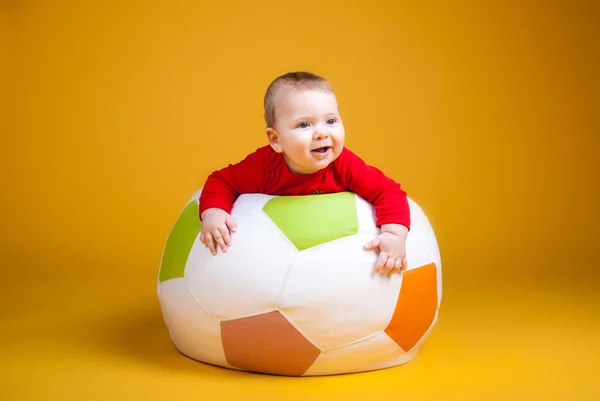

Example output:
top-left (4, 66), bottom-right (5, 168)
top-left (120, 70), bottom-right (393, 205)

top-left (311, 153), bottom-right (341, 170)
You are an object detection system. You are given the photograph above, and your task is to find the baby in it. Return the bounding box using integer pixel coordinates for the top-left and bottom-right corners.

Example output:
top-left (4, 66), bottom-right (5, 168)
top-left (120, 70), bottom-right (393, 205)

top-left (199, 72), bottom-right (411, 275)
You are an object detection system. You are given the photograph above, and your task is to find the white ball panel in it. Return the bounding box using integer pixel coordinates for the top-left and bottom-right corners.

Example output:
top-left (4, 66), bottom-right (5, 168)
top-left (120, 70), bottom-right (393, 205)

top-left (355, 194), bottom-right (380, 238)
top-left (185, 196), bottom-right (297, 319)
top-left (406, 198), bottom-right (443, 304)
top-left (279, 234), bottom-right (402, 350)
top-left (157, 278), bottom-right (229, 367)
top-left (404, 199), bottom-right (438, 270)
top-left (303, 332), bottom-right (419, 376)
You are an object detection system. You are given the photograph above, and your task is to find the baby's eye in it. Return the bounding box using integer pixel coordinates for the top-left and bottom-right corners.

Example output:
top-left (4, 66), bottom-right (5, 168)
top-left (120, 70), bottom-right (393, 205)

top-left (298, 122), bottom-right (309, 129)
top-left (327, 118), bottom-right (337, 124)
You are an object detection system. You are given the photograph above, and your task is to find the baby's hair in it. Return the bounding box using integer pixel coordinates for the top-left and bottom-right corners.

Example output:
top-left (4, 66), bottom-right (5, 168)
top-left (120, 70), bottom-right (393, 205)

top-left (263, 71), bottom-right (334, 128)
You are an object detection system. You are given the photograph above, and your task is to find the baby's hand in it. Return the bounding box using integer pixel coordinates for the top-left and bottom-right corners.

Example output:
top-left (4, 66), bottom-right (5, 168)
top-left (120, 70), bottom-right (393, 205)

top-left (363, 225), bottom-right (408, 275)
top-left (200, 208), bottom-right (237, 255)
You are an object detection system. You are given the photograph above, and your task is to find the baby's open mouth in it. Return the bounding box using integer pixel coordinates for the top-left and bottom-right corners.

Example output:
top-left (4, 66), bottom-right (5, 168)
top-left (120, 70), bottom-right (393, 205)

top-left (311, 146), bottom-right (331, 154)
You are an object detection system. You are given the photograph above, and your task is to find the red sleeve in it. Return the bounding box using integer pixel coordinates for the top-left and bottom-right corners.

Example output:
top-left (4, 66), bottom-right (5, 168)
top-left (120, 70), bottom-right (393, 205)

top-left (198, 147), bottom-right (267, 219)
top-left (335, 148), bottom-right (411, 230)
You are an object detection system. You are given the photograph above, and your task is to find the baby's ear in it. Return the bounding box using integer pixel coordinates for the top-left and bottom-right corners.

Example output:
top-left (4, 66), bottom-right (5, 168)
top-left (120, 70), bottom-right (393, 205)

top-left (266, 127), bottom-right (283, 153)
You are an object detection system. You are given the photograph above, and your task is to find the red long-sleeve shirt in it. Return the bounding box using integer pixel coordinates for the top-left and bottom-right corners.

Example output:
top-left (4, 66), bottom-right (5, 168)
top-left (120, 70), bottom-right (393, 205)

top-left (199, 145), bottom-right (411, 229)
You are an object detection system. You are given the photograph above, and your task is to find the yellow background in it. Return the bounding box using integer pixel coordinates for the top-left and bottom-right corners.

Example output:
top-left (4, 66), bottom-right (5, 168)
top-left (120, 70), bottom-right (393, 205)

top-left (2, 1), bottom-right (599, 400)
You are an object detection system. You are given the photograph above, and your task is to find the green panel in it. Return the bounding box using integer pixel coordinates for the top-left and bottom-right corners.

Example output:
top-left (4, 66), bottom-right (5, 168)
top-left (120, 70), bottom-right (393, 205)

top-left (262, 192), bottom-right (358, 251)
top-left (158, 201), bottom-right (202, 283)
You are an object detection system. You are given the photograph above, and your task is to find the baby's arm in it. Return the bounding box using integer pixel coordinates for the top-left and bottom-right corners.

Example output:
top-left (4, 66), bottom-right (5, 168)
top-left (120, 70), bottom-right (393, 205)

top-left (336, 148), bottom-right (411, 274)
top-left (199, 147), bottom-right (266, 254)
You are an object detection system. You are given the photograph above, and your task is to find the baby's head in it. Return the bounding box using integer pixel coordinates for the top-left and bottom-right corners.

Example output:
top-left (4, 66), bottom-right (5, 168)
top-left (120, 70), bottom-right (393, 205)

top-left (264, 72), bottom-right (345, 175)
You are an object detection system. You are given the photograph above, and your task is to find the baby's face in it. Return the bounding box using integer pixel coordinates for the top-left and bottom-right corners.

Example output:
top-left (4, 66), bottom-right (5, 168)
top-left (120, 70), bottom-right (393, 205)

top-left (269, 89), bottom-right (345, 175)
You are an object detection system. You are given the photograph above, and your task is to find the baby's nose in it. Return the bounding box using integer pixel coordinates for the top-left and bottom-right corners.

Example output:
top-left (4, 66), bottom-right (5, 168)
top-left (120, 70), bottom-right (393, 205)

top-left (313, 125), bottom-right (329, 138)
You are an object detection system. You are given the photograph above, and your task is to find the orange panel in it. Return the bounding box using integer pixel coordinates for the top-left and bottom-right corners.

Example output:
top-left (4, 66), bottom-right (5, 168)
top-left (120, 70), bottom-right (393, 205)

top-left (220, 310), bottom-right (321, 376)
top-left (384, 263), bottom-right (438, 351)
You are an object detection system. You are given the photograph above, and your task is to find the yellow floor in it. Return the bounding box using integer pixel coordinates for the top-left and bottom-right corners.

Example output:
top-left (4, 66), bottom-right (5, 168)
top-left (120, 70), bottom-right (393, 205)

top-left (2, 268), bottom-right (599, 401)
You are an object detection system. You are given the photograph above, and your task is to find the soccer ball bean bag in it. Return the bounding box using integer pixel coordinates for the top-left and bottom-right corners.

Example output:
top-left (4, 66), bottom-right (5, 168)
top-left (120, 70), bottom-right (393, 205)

top-left (157, 190), bottom-right (442, 376)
